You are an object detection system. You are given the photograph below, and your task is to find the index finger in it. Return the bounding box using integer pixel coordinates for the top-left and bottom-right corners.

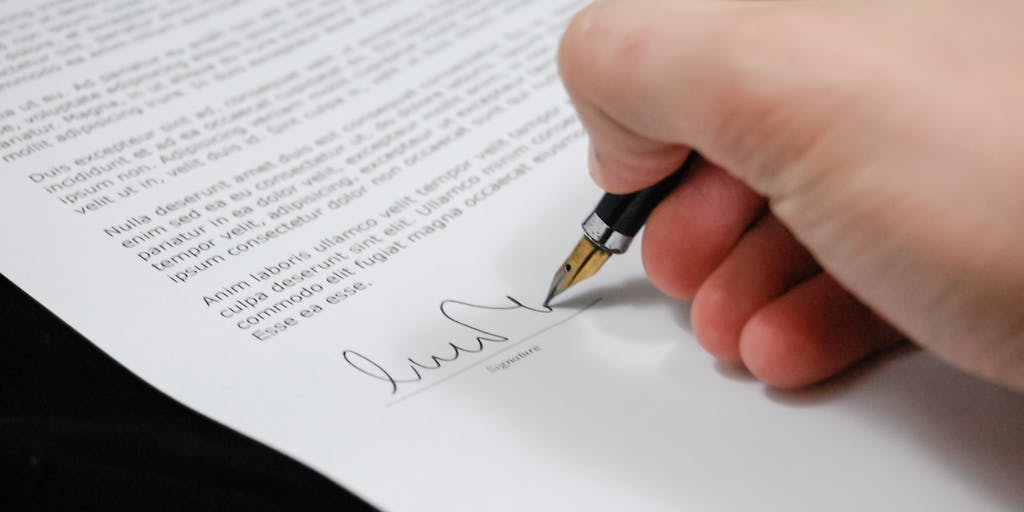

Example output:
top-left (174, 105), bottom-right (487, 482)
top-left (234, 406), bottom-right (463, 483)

top-left (558, 0), bottom-right (837, 195)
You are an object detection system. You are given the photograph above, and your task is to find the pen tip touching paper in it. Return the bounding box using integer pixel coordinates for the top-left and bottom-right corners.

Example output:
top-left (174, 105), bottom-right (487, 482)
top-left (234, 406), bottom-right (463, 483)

top-left (543, 236), bottom-right (610, 307)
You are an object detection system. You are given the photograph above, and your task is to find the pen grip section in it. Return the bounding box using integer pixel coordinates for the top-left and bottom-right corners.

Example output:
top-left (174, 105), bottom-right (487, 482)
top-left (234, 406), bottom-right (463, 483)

top-left (592, 154), bottom-right (697, 237)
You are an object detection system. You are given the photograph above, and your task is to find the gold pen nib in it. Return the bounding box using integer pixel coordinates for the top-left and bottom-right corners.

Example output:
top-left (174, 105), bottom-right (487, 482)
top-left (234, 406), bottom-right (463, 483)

top-left (543, 236), bottom-right (611, 307)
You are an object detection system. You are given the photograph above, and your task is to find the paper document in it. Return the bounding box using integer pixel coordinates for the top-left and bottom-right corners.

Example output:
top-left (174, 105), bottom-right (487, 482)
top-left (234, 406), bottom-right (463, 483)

top-left (2, 1), bottom-right (1022, 510)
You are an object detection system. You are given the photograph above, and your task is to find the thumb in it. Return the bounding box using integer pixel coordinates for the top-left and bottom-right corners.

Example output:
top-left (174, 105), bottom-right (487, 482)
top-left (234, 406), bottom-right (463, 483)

top-left (558, 0), bottom-right (857, 197)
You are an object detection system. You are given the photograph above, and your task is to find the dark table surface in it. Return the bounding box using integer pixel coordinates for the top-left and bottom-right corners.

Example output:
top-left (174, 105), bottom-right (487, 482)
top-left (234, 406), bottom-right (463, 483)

top-left (1, 273), bottom-right (373, 511)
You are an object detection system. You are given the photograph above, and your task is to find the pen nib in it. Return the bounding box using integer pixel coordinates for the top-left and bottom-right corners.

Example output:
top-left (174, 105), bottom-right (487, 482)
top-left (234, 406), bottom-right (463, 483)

top-left (543, 237), bottom-right (610, 307)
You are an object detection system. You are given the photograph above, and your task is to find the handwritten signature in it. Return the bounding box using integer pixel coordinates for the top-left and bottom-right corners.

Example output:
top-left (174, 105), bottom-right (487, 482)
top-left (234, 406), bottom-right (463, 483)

top-left (341, 296), bottom-right (551, 394)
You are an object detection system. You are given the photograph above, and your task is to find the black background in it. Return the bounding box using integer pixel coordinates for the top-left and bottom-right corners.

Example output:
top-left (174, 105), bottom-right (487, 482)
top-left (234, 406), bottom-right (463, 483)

top-left (1, 273), bottom-right (374, 511)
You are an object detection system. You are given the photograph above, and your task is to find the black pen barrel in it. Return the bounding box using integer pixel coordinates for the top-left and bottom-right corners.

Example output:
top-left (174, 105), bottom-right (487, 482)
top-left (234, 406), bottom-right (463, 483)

top-left (591, 153), bottom-right (698, 237)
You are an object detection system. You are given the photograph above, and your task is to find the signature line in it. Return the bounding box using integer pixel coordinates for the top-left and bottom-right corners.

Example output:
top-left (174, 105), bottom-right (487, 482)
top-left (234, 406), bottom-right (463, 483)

top-left (387, 297), bottom-right (602, 407)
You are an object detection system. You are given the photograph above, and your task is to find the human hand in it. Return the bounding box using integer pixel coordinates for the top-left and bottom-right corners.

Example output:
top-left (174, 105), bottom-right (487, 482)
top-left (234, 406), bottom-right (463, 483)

top-left (558, 0), bottom-right (1024, 392)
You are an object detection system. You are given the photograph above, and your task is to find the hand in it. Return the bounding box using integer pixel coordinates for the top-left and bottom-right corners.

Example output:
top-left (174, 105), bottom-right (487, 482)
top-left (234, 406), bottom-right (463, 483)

top-left (559, 0), bottom-right (1024, 392)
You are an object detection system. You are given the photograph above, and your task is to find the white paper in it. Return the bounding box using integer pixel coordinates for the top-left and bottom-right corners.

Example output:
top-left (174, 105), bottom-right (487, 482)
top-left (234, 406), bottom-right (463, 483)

top-left (2, 1), bottom-right (1022, 510)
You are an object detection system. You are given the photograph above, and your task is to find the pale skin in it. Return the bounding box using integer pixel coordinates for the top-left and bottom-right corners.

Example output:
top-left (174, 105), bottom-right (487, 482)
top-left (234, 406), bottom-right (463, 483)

top-left (558, 0), bottom-right (1024, 392)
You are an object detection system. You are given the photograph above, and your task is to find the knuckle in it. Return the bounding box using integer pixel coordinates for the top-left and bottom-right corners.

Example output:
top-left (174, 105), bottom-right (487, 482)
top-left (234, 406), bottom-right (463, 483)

top-left (559, 0), bottom-right (649, 98)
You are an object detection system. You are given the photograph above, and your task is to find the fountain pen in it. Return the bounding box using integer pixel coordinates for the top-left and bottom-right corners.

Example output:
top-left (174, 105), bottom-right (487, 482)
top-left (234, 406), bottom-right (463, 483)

top-left (543, 153), bottom-right (699, 306)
